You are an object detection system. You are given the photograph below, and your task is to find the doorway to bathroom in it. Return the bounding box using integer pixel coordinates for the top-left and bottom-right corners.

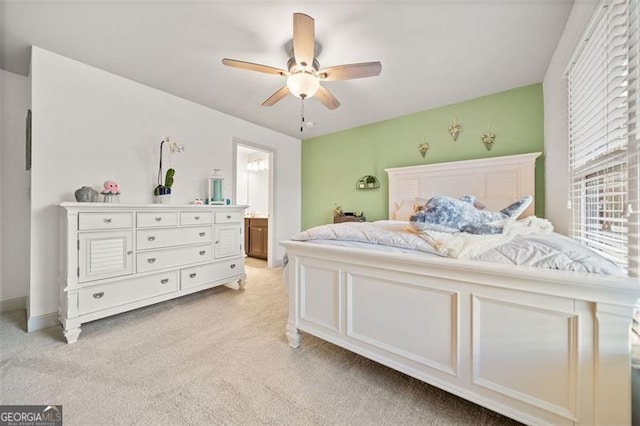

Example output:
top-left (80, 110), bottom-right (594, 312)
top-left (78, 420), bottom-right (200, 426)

top-left (234, 140), bottom-right (275, 268)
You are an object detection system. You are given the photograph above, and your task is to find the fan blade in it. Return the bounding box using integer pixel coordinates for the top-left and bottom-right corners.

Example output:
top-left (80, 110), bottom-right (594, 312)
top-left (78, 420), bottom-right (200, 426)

top-left (222, 58), bottom-right (288, 76)
top-left (262, 86), bottom-right (290, 106)
top-left (293, 13), bottom-right (315, 67)
top-left (318, 62), bottom-right (382, 81)
top-left (315, 85), bottom-right (340, 110)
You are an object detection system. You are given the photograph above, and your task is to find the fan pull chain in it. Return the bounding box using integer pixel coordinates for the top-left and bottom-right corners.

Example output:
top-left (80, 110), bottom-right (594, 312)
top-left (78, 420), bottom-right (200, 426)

top-left (300, 99), bottom-right (305, 133)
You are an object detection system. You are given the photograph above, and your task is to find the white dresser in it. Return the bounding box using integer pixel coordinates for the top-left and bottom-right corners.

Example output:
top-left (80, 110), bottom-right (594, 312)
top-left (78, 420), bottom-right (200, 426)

top-left (58, 203), bottom-right (247, 343)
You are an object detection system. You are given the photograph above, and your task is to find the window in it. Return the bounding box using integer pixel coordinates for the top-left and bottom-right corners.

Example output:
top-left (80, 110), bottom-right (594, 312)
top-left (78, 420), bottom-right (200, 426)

top-left (567, 0), bottom-right (639, 274)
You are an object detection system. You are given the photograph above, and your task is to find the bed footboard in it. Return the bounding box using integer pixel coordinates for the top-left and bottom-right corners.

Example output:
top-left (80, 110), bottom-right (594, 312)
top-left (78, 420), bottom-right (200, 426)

top-left (282, 241), bottom-right (639, 425)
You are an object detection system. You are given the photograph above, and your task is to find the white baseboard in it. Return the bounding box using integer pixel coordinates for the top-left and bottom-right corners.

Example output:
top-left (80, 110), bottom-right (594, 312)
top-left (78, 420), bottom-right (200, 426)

top-left (0, 297), bottom-right (27, 313)
top-left (27, 312), bottom-right (59, 332)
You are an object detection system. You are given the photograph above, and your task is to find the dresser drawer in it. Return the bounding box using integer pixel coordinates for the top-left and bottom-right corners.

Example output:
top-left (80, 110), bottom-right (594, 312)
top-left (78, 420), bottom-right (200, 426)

top-left (78, 212), bottom-right (133, 230)
top-left (137, 226), bottom-right (212, 250)
top-left (181, 258), bottom-right (244, 290)
top-left (78, 271), bottom-right (178, 315)
top-left (137, 244), bottom-right (214, 273)
top-left (180, 211), bottom-right (213, 226)
top-left (215, 211), bottom-right (243, 223)
top-left (137, 211), bottom-right (178, 228)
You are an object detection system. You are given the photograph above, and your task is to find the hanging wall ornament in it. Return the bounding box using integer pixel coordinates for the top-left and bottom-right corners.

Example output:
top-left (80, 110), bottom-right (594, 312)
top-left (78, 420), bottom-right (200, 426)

top-left (418, 138), bottom-right (430, 158)
top-left (481, 127), bottom-right (496, 151)
top-left (448, 117), bottom-right (462, 141)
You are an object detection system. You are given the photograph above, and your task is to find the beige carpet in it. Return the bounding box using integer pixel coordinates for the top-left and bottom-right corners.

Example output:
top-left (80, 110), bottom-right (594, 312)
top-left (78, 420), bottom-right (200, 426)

top-left (0, 259), bottom-right (536, 425)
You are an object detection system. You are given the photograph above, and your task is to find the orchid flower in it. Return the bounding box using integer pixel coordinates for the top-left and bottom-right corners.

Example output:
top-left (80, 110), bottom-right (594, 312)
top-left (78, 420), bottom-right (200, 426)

top-left (156, 136), bottom-right (185, 189)
top-left (166, 136), bottom-right (185, 153)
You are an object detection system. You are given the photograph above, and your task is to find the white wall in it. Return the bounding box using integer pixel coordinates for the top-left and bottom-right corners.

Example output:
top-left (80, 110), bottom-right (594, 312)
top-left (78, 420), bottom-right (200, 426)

top-left (543, 0), bottom-right (599, 235)
top-left (247, 168), bottom-right (269, 215)
top-left (236, 150), bottom-right (269, 215)
top-left (29, 47), bottom-right (301, 319)
top-left (246, 151), bottom-right (269, 215)
top-left (0, 70), bottom-right (30, 303)
top-left (1, 74), bottom-right (4, 302)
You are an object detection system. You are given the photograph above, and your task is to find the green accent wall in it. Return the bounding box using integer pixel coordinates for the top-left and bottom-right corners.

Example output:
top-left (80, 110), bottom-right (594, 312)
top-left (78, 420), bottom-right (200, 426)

top-left (301, 83), bottom-right (545, 229)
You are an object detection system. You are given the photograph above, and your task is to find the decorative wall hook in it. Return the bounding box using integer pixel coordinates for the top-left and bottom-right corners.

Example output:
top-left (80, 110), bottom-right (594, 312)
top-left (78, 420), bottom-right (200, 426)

top-left (418, 138), bottom-right (430, 158)
top-left (448, 117), bottom-right (462, 141)
top-left (481, 127), bottom-right (496, 151)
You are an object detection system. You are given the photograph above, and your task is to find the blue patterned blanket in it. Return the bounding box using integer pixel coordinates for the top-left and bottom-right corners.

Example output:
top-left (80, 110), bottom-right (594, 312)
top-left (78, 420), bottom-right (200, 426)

top-left (409, 195), bottom-right (532, 234)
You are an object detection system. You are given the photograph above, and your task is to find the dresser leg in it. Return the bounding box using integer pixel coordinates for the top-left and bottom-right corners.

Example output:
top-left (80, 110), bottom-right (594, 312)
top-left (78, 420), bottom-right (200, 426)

top-left (63, 326), bottom-right (81, 344)
top-left (286, 322), bottom-right (300, 348)
top-left (238, 277), bottom-right (247, 290)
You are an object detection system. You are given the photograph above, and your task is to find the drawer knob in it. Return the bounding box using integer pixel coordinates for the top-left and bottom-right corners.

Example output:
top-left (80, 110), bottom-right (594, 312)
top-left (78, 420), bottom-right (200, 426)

top-left (103, 218), bottom-right (112, 223)
top-left (230, 264), bottom-right (236, 269)
top-left (148, 236), bottom-right (156, 242)
top-left (199, 250), bottom-right (206, 256)
top-left (93, 292), bottom-right (104, 299)
top-left (226, 215), bottom-right (231, 219)
top-left (155, 217), bottom-right (162, 222)
top-left (194, 216), bottom-right (200, 220)
top-left (215, 240), bottom-right (219, 244)
top-left (199, 232), bottom-right (205, 237)
top-left (189, 273), bottom-right (197, 278)
top-left (160, 278), bottom-right (169, 284)
top-left (147, 257), bottom-right (156, 264)
top-left (127, 251), bottom-right (132, 255)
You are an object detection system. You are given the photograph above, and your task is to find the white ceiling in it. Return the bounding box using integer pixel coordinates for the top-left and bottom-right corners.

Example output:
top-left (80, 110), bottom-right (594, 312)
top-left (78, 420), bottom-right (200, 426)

top-left (0, 0), bottom-right (573, 139)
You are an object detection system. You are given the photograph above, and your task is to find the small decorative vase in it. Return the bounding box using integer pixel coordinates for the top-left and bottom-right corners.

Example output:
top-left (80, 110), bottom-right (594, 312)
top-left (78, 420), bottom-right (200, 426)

top-left (103, 193), bottom-right (120, 203)
top-left (154, 194), bottom-right (171, 204)
top-left (154, 187), bottom-right (171, 204)
top-left (75, 186), bottom-right (99, 202)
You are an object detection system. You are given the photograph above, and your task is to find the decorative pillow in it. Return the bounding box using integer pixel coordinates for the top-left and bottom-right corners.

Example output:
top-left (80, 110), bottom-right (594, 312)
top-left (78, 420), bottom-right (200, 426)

top-left (500, 196), bottom-right (531, 219)
top-left (391, 199), bottom-right (422, 221)
top-left (414, 197), bottom-right (431, 207)
top-left (409, 195), bottom-right (532, 234)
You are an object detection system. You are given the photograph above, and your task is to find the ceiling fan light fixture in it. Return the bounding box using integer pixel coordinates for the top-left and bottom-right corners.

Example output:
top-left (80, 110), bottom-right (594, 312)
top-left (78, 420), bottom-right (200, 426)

top-left (286, 72), bottom-right (320, 99)
top-left (222, 13), bottom-right (381, 110)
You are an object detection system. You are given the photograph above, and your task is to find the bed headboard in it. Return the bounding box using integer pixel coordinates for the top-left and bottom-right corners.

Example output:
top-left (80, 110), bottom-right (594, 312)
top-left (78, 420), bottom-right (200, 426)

top-left (385, 152), bottom-right (541, 219)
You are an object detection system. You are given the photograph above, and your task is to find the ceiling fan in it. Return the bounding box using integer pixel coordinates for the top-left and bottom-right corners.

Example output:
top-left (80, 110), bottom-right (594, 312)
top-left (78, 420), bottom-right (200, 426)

top-left (222, 13), bottom-right (382, 110)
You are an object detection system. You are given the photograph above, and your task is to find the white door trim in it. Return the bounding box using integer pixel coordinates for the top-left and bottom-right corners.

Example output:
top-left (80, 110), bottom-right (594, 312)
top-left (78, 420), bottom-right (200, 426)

top-left (233, 138), bottom-right (277, 269)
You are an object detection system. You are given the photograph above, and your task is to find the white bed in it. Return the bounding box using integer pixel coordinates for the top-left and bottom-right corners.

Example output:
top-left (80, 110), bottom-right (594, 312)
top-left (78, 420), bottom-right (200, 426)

top-left (281, 153), bottom-right (640, 425)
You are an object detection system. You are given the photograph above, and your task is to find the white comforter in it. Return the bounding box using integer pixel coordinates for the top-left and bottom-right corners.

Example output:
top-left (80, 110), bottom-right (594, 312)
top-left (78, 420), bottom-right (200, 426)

top-left (292, 221), bottom-right (439, 255)
top-left (291, 220), bottom-right (624, 275)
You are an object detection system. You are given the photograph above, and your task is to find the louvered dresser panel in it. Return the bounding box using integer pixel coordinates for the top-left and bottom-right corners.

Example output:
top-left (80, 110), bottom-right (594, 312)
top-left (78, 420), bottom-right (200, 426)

top-left (214, 225), bottom-right (241, 258)
top-left (78, 231), bottom-right (133, 283)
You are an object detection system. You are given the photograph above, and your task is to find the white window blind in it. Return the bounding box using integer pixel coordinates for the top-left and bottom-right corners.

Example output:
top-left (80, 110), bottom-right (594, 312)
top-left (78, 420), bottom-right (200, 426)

top-left (567, 0), bottom-right (637, 272)
top-left (628, 0), bottom-right (639, 276)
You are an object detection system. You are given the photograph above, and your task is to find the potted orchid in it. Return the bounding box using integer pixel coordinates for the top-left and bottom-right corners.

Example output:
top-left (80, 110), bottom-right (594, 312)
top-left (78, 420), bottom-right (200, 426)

top-left (153, 136), bottom-right (184, 203)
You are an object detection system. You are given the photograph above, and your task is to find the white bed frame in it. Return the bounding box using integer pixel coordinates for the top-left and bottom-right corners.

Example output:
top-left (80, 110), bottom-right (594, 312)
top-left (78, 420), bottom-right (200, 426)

top-left (281, 153), bottom-right (640, 425)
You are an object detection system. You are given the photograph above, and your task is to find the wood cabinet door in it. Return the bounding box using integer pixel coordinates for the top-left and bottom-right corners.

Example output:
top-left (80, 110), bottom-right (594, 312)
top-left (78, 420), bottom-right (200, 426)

top-left (244, 218), bottom-right (250, 256)
top-left (248, 221), bottom-right (268, 260)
